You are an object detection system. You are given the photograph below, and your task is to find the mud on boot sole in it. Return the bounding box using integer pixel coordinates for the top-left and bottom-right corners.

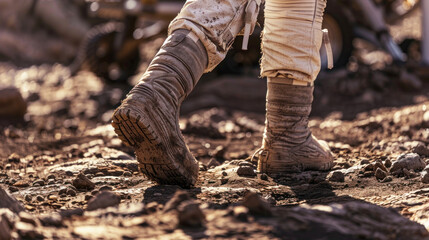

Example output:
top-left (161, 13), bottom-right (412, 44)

top-left (112, 105), bottom-right (197, 188)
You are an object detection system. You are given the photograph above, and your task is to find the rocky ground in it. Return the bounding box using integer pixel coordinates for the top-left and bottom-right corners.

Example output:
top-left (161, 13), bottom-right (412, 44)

top-left (1, 8), bottom-right (429, 240)
top-left (1, 59), bottom-right (429, 239)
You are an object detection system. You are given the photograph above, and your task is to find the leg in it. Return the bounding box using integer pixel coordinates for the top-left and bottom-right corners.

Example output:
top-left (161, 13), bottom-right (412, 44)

top-left (257, 0), bottom-right (334, 174)
top-left (112, 0), bottom-right (261, 187)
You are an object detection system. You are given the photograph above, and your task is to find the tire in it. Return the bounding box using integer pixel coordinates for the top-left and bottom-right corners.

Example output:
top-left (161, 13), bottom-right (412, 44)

top-left (73, 22), bottom-right (140, 82)
top-left (321, 0), bottom-right (354, 69)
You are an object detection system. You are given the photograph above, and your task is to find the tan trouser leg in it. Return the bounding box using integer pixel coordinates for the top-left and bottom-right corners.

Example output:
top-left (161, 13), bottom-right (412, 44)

top-left (261, 0), bottom-right (327, 84)
top-left (168, 0), bottom-right (262, 72)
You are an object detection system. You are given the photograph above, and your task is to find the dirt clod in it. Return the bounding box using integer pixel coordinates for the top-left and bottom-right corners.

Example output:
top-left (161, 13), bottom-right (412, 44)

top-left (86, 191), bottom-right (121, 211)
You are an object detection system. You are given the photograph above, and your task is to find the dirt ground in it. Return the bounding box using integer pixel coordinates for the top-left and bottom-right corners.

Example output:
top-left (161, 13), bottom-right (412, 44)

top-left (1, 8), bottom-right (429, 240)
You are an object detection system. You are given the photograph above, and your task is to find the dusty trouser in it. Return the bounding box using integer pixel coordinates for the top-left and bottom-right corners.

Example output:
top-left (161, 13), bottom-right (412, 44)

top-left (257, 0), bottom-right (334, 174)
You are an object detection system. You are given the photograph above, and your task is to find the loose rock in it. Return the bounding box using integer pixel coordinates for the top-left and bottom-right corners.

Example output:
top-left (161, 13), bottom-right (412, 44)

top-left (237, 165), bottom-right (256, 177)
top-left (328, 171), bottom-right (345, 182)
top-left (0, 186), bottom-right (24, 213)
top-left (164, 190), bottom-right (191, 212)
top-left (19, 212), bottom-right (36, 226)
top-left (382, 176), bottom-right (393, 183)
top-left (72, 173), bottom-right (95, 190)
top-left (375, 168), bottom-right (388, 181)
top-left (242, 192), bottom-right (272, 216)
top-left (36, 196), bottom-right (44, 202)
top-left (86, 191), bottom-right (121, 211)
top-left (414, 144), bottom-right (429, 157)
top-left (384, 159), bottom-right (392, 168)
top-left (390, 153), bottom-right (426, 175)
top-left (421, 167), bottom-right (429, 184)
top-left (177, 200), bottom-right (205, 227)
top-left (39, 213), bottom-right (63, 227)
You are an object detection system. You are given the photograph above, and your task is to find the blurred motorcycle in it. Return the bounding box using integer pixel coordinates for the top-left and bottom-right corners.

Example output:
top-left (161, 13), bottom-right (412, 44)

top-left (71, 0), bottom-right (420, 82)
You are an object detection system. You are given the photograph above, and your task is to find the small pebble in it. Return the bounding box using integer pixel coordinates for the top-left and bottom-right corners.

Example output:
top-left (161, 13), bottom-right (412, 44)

top-left (67, 189), bottom-right (76, 197)
top-left (381, 176), bottom-right (393, 183)
top-left (177, 201), bottom-right (205, 227)
top-left (421, 171), bottom-right (429, 184)
top-left (24, 195), bottom-right (32, 202)
top-left (260, 173), bottom-right (268, 181)
top-left (237, 166), bottom-right (256, 177)
top-left (375, 168), bottom-right (387, 181)
top-left (72, 173), bottom-right (95, 190)
top-left (99, 185), bottom-right (113, 192)
top-left (33, 180), bottom-right (45, 186)
top-left (46, 174), bottom-right (56, 180)
top-left (47, 180), bottom-right (56, 185)
top-left (384, 159), bottom-right (392, 168)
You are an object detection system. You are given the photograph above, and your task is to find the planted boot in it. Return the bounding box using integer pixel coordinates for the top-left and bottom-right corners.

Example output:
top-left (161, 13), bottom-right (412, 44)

top-left (112, 29), bottom-right (207, 187)
top-left (256, 80), bottom-right (334, 174)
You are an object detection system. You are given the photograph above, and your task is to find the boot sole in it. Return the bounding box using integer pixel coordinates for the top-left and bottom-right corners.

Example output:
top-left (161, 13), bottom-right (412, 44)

top-left (112, 105), bottom-right (197, 187)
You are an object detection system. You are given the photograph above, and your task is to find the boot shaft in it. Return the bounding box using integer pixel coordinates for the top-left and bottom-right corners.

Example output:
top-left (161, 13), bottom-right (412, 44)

top-left (130, 29), bottom-right (208, 106)
top-left (263, 82), bottom-right (314, 149)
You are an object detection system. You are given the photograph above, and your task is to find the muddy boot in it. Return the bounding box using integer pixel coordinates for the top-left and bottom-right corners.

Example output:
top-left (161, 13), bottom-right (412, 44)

top-left (112, 29), bottom-right (207, 187)
top-left (256, 81), bottom-right (334, 174)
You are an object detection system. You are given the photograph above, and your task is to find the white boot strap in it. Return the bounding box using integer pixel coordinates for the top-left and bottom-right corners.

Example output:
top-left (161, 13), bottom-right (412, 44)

top-left (322, 29), bottom-right (334, 70)
top-left (268, 77), bottom-right (313, 87)
top-left (186, 31), bottom-right (200, 43)
top-left (242, 0), bottom-right (262, 50)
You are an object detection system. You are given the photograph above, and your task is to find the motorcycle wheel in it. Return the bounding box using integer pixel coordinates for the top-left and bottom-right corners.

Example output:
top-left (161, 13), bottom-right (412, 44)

top-left (83, 22), bottom-right (140, 82)
top-left (321, 0), bottom-right (354, 69)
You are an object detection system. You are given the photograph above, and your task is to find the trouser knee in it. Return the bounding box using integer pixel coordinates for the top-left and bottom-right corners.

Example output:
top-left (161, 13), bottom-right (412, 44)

top-left (261, 0), bottom-right (327, 84)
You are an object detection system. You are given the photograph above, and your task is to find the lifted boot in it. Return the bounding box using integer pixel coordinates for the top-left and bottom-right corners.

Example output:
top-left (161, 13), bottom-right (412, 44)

top-left (257, 80), bottom-right (334, 175)
top-left (112, 29), bottom-right (207, 187)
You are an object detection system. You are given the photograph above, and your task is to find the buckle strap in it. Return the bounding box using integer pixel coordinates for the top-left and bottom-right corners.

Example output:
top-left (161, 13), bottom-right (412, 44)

top-left (242, 0), bottom-right (263, 50)
top-left (322, 29), bottom-right (334, 70)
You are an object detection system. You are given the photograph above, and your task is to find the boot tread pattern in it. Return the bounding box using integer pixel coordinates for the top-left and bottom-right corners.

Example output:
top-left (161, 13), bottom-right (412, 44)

top-left (112, 107), bottom-right (195, 188)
